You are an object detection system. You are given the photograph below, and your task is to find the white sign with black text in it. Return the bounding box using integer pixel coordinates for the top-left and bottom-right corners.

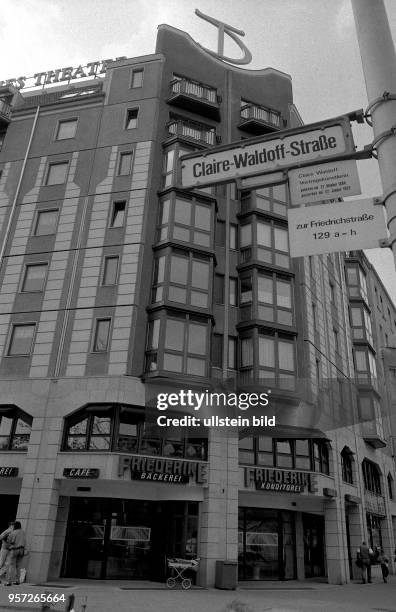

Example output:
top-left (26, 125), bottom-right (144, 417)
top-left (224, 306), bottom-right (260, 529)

top-left (288, 160), bottom-right (361, 205)
top-left (288, 198), bottom-right (387, 257)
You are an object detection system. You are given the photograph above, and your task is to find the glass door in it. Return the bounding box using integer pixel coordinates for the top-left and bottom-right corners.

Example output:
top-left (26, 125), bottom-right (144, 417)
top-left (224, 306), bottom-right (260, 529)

top-left (302, 513), bottom-right (325, 578)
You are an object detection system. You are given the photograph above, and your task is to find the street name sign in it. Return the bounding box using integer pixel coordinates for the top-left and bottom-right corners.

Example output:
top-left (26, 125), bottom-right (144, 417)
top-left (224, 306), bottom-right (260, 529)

top-left (180, 116), bottom-right (355, 188)
top-left (288, 198), bottom-right (387, 257)
top-left (288, 160), bottom-right (361, 205)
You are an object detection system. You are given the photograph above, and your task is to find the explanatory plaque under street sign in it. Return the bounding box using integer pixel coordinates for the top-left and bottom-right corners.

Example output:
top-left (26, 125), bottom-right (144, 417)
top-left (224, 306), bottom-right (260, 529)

top-left (288, 159), bottom-right (361, 205)
top-left (288, 198), bottom-right (387, 257)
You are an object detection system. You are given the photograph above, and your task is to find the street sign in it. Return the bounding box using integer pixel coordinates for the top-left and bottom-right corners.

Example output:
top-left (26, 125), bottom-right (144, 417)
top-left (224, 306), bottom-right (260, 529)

top-left (288, 160), bottom-right (361, 205)
top-left (180, 116), bottom-right (355, 188)
top-left (288, 197), bottom-right (387, 257)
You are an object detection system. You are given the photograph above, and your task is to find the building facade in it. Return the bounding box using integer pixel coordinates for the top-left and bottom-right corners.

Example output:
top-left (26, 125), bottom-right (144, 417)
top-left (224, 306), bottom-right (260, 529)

top-left (0, 23), bottom-right (395, 586)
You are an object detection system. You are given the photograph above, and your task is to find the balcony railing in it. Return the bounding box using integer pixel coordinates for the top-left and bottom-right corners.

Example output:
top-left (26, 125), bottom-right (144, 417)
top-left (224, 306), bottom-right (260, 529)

top-left (170, 78), bottom-right (217, 104)
top-left (239, 102), bottom-right (281, 135)
top-left (167, 119), bottom-right (218, 146)
top-left (0, 100), bottom-right (11, 122)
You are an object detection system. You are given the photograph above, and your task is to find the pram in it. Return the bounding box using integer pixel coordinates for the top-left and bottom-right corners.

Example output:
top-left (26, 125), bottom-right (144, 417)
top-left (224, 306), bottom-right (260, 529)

top-left (166, 557), bottom-right (200, 589)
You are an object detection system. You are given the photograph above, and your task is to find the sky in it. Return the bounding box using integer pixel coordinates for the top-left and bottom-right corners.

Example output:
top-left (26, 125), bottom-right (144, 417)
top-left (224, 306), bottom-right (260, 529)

top-left (1, 0), bottom-right (395, 301)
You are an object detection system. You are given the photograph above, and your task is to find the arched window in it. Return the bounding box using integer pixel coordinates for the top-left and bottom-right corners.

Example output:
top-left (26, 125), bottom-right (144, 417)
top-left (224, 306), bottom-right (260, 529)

top-left (0, 405), bottom-right (32, 451)
top-left (341, 447), bottom-right (354, 484)
top-left (362, 459), bottom-right (382, 495)
top-left (63, 404), bottom-right (208, 460)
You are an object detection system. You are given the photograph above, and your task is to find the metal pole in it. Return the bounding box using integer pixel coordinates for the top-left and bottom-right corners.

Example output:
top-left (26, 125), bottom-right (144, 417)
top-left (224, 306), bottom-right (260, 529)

top-left (351, 0), bottom-right (396, 268)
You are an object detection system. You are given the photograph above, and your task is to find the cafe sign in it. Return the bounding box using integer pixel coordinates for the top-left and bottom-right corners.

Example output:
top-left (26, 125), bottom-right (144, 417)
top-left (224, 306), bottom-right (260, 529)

top-left (63, 468), bottom-right (100, 479)
top-left (244, 467), bottom-right (314, 493)
top-left (0, 467), bottom-right (18, 477)
top-left (119, 455), bottom-right (208, 485)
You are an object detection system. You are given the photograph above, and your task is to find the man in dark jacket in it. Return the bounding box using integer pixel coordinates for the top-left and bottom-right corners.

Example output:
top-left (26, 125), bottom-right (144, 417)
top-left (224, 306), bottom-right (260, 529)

top-left (357, 541), bottom-right (373, 583)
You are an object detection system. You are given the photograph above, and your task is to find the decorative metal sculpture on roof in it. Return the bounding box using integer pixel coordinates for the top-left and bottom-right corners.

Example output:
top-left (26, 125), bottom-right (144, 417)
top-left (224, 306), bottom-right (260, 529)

top-left (195, 9), bottom-right (252, 65)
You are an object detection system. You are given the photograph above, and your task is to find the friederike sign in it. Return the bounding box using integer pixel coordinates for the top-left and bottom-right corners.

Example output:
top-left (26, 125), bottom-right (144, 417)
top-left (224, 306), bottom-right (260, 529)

top-left (180, 117), bottom-right (355, 188)
top-left (244, 467), bottom-right (313, 493)
top-left (288, 198), bottom-right (387, 257)
top-left (119, 455), bottom-right (208, 484)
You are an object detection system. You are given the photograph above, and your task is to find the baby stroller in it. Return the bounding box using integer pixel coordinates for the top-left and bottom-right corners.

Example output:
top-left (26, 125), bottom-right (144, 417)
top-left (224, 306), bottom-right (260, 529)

top-left (166, 557), bottom-right (200, 589)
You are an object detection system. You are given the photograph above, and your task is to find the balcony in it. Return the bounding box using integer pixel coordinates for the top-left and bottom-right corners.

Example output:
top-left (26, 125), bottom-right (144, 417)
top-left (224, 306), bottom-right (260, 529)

top-left (239, 102), bottom-right (282, 135)
top-left (0, 99), bottom-right (11, 125)
top-left (167, 118), bottom-right (219, 146)
top-left (168, 78), bottom-right (220, 121)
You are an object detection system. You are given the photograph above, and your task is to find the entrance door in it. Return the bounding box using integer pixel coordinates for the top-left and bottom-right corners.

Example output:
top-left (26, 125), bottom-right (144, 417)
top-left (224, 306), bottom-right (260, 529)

top-left (63, 498), bottom-right (198, 580)
top-left (0, 495), bottom-right (19, 524)
top-left (238, 508), bottom-right (296, 581)
top-left (302, 513), bottom-right (325, 578)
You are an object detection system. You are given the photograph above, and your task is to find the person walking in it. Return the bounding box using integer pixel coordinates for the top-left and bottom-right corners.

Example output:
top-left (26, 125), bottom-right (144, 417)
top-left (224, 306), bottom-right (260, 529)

top-left (357, 541), bottom-right (373, 584)
top-left (0, 522), bottom-right (14, 577)
top-left (376, 547), bottom-right (389, 583)
top-left (3, 521), bottom-right (26, 586)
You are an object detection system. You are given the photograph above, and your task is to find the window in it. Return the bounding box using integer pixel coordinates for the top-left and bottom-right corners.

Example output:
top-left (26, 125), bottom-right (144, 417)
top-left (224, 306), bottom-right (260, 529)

top-left (259, 333), bottom-right (295, 389)
top-left (214, 274), bottom-right (225, 305)
top-left (257, 273), bottom-right (293, 325)
top-left (341, 447), bottom-right (354, 484)
top-left (230, 224), bottom-right (238, 249)
top-left (102, 256), bottom-right (119, 286)
top-left (131, 69), bottom-right (143, 88)
top-left (229, 278), bottom-right (238, 306)
top-left (46, 161), bottom-right (68, 185)
top-left (387, 473), bottom-right (393, 500)
top-left (162, 143), bottom-right (213, 193)
top-left (354, 347), bottom-right (377, 384)
top-left (8, 323), bottom-right (36, 356)
top-left (56, 119), bottom-right (77, 140)
top-left (63, 404), bottom-right (208, 458)
top-left (362, 459), bottom-right (382, 495)
top-left (158, 196), bottom-right (212, 248)
top-left (34, 209), bottom-right (58, 236)
top-left (0, 407), bottom-right (32, 451)
top-left (118, 152), bottom-right (133, 176)
top-left (126, 108), bottom-right (138, 129)
top-left (240, 218), bottom-right (289, 268)
top-left (238, 437), bottom-right (329, 474)
top-left (146, 314), bottom-right (209, 377)
top-left (110, 201), bottom-right (126, 227)
top-left (345, 264), bottom-right (368, 301)
top-left (228, 337), bottom-right (237, 369)
top-left (93, 319), bottom-right (111, 352)
top-left (350, 305), bottom-right (373, 343)
top-left (21, 263), bottom-right (48, 292)
top-left (211, 334), bottom-right (223, 368)
top-left (216, 220), bottom-right (226, 247)
top-left (241, 337), bottom-right (253, 368)
top-left (241, 184), bottom-right (288, 216)
top-left (152, 250), bottom-right (211, 308)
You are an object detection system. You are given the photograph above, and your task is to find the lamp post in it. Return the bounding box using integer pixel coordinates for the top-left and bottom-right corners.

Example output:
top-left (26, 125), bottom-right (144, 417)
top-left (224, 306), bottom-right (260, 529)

top-left (351, 0), bottom-right (396, 268)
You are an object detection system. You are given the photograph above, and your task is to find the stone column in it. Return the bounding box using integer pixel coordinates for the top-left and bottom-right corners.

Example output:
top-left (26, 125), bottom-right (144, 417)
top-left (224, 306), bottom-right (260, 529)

top-left (324, 497), bottom-right (348, 584)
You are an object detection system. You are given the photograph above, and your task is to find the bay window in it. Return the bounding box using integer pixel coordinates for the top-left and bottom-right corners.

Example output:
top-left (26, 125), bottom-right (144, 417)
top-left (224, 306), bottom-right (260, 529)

top-left (157, 195), bottom-right (213, 248)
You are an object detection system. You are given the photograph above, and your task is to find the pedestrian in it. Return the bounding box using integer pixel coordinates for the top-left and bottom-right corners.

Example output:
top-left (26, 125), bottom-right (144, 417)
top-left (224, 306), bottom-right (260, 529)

top-left (0, 522), bottom-right (14, 577)
top-left (356, 541), bottom-right (373, 584)
top-left (3, 521), bottom-right (26, 586)
top-left (376, 547), bottom-right (389, 583)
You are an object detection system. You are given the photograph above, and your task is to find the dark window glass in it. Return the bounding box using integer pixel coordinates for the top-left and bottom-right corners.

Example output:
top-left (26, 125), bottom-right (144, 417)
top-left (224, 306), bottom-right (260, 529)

top-left (8, 324), bottom-right (36, 356)
top-left (56, 119), bottom-right (77, 140)
top-left (110, 201), bottom-right (126, 227)
top-left (341, 449), bottom-right (353, 484)
top-left (211, 334), bottom-right (223, 368)
top-left (0, 412), bottom-right (32, 451)
top-left (93, 319), bottom-right (111, 352)
top-left (46, 162), bottom-right (68, 185)
top-left (126, 109), bottom-right (138, 129)
top-left (22, 264), bottom-right (48, 292)
top-left (118, 152), bottom-right (133, 175)
top-left (34, 209), bottom-right (58, 236)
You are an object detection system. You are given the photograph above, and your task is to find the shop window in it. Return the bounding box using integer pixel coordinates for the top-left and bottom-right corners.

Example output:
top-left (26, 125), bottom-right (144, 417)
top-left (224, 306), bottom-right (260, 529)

top-left (21, 263), bottom-right (48, 292)
top-left (367, 514), bottom-right (382, 551)
top-left (295, 439), bottom-right (311, 470)
top-left (341, 447), bottom-right (354, 484)
top-left (110, 201), bottom-right (127, 227)
top-left (157, 195), bottom-right (212, 248)
top-left (131, 69), bottom-right (144, 88)
top-left (56, 118), bottom-right (77, 140)
top-left (275, 439), bottom-right (293, 468)
top-left (152, 250), bottom-right (211, 309)
top-left (118, 152), bottom-right (133, 176)
top-left (92, 318), bottom-right (111, 352)
top-left (125, 108), bottom-right (138, 129)
top-left (387, 473), bottom-right (394, 500)
top-left (34, 209), bottom-right (59, 236)
top-left (63, 404), bottom-right (208, 459)
top-left (46, 161), bottom-right (69, 185)
top-left (145, 314), bottom-right (209, 377)
top-left (362, 459), bottom-right (382, 495)
top-left (0, 407), bottom-right (32, 451)
top-left (7, 323), bottom-right (36, 356)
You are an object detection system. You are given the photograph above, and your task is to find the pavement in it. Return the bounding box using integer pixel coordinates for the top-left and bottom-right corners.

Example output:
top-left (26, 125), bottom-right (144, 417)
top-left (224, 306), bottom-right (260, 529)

top-left (0, 577), bottom-right (395, 612)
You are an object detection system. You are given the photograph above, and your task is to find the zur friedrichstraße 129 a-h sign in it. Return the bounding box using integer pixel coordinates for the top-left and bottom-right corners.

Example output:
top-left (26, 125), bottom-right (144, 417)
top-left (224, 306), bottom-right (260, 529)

top-left (180, 116), bottom-right (355, 189)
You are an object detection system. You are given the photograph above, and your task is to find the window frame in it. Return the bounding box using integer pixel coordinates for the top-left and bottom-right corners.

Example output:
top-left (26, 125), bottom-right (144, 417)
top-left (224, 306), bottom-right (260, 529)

top-left (157, 194), bottom-right (213, 249)
top-left (21, 262), bottom-right (49, 293)
top-left (45, 161), bottom-right (69, 186)
top-left (101, 255), bottom-right (120, 286)
top-left (125, 108), bottom-right (139, 130)
top-left (341, 448), bottom-right (354, 484)
top-left (117, 151), bottom-right (134, 176)
top-left (7, 322), bottom-right (36, 357)
top-left (109, 200), bottom-right (127, 228)
top-left (130, 68), bottom-right (144, 89)
top-left (55, 118), bottom-right (78, 141)
top-left (92, 318), bottom-right (112, 353)
top-left (33, 208), bottom-right (59, 237)
top-left (0, 408), bottom-right (32, 451)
